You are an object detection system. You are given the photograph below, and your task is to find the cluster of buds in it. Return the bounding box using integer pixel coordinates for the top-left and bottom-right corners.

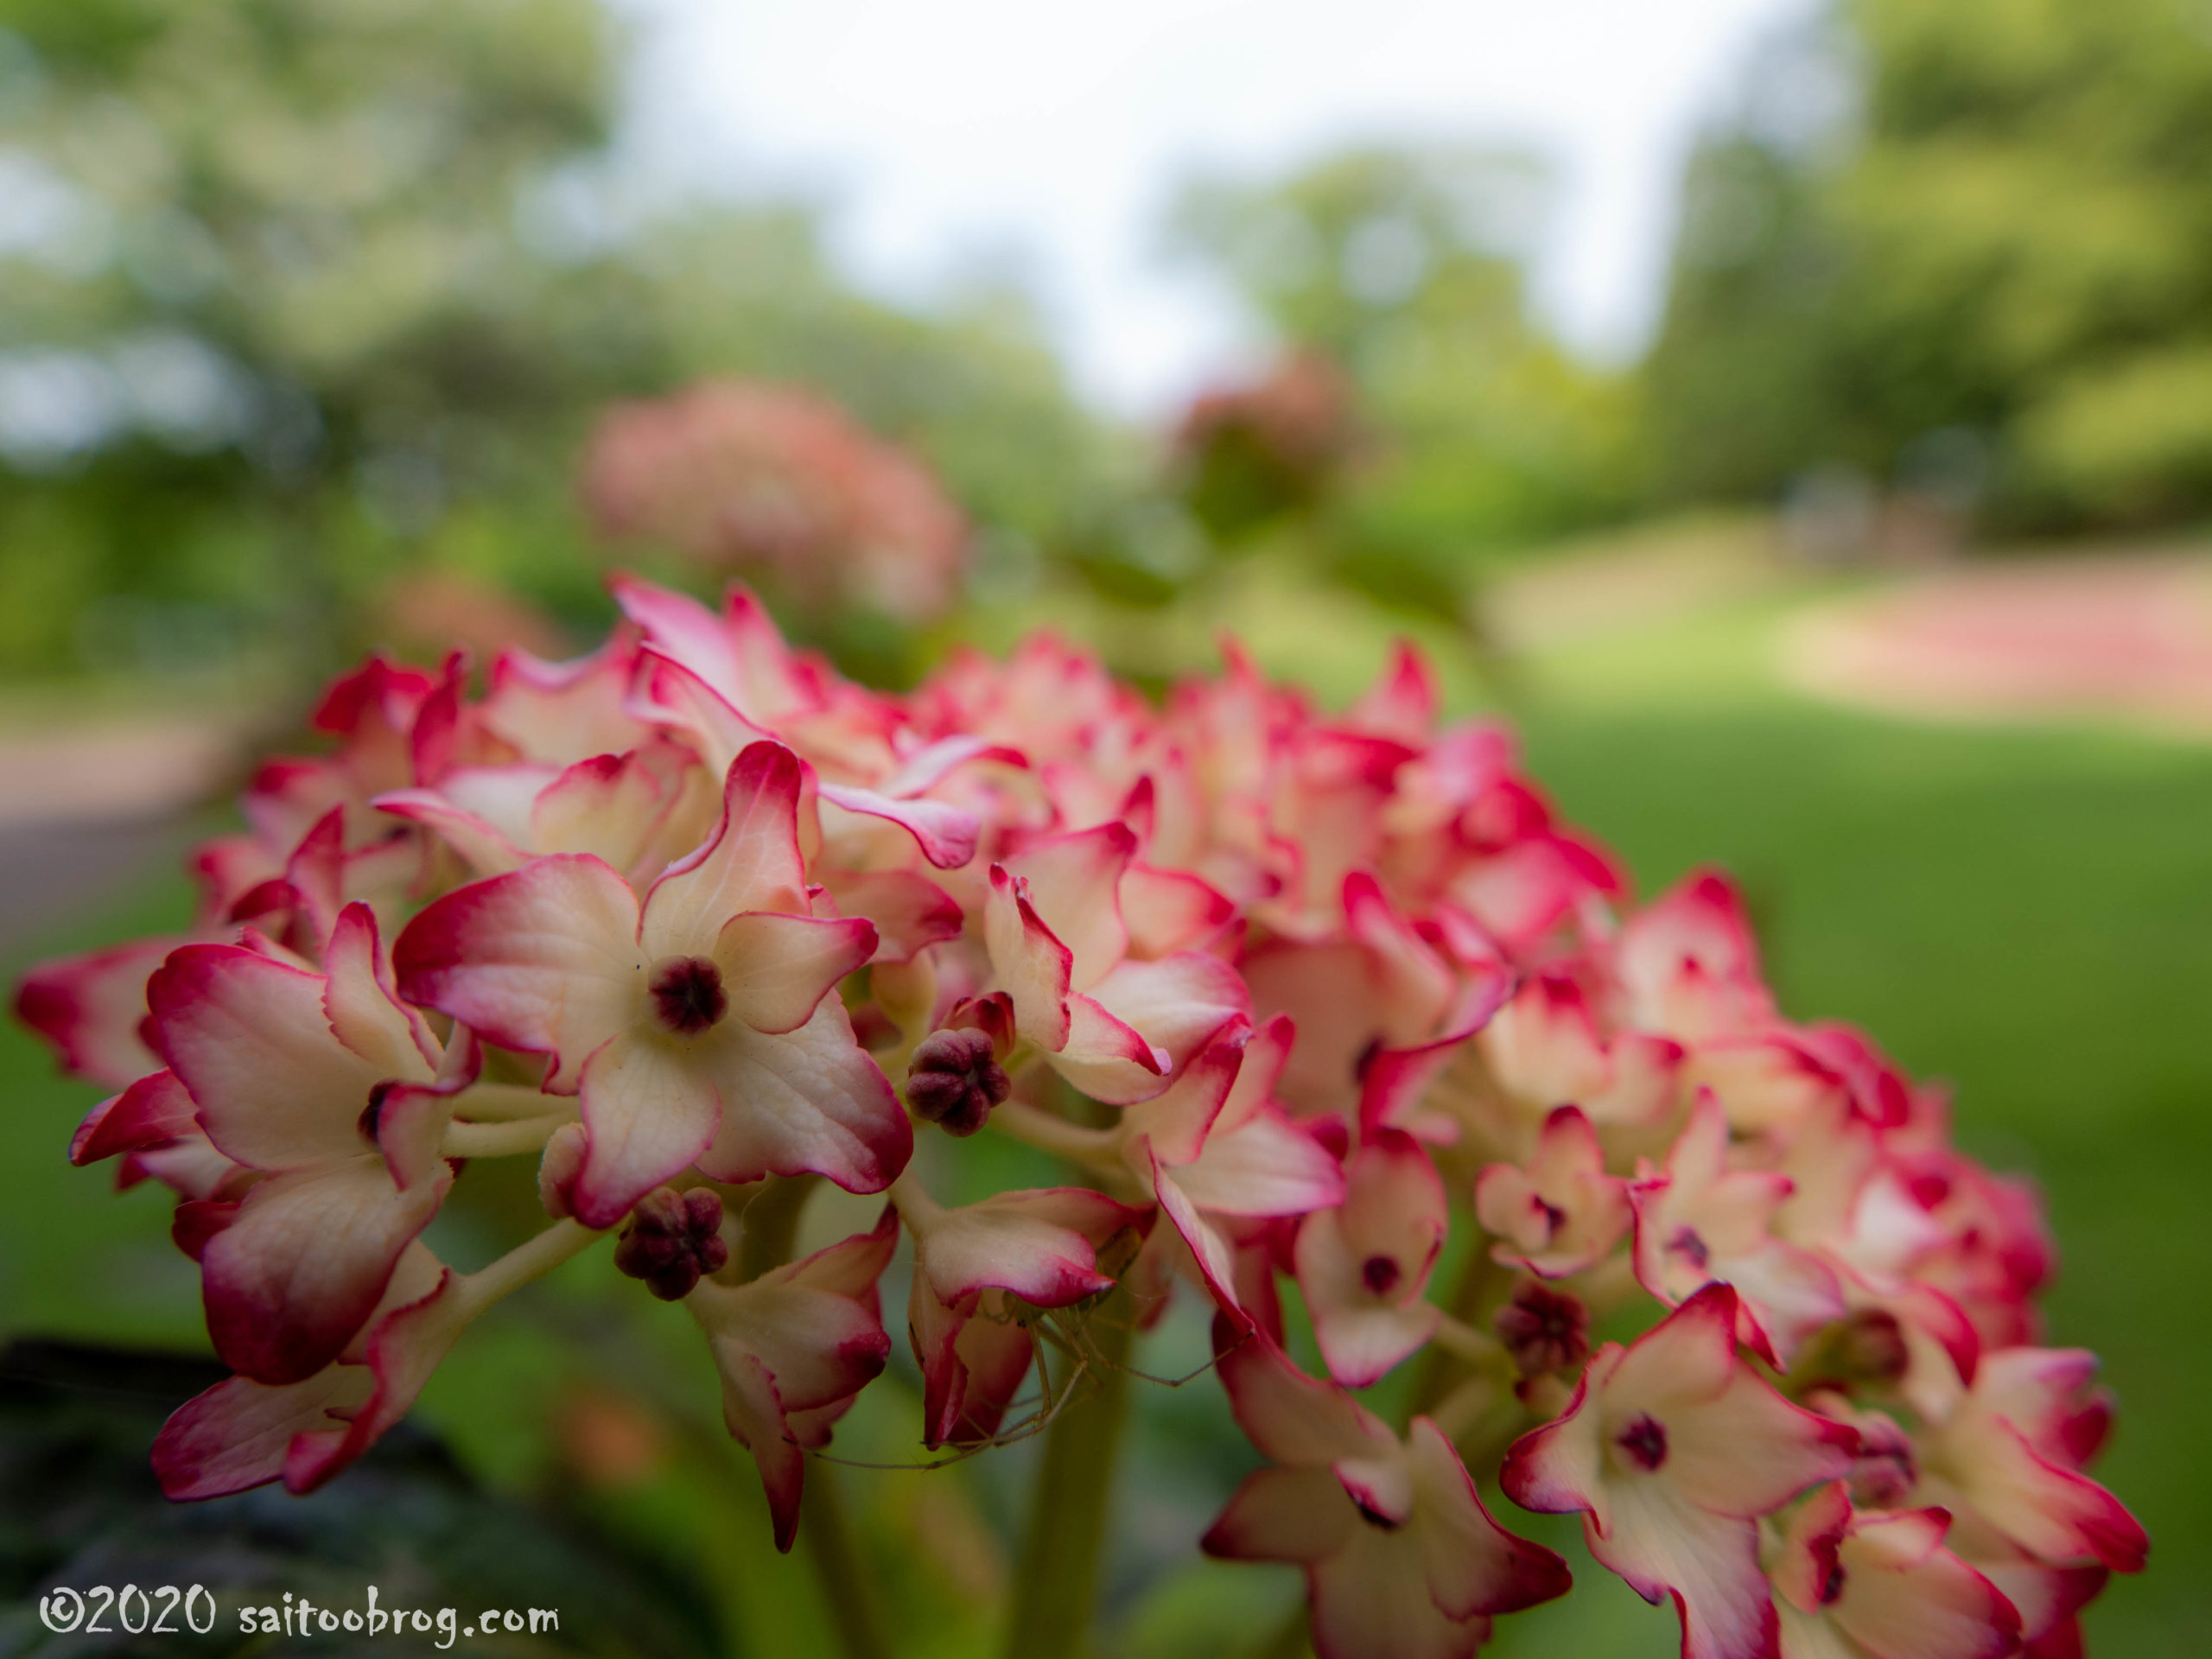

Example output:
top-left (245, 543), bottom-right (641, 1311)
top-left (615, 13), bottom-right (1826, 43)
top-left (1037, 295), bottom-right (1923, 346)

top-left (18, 575), bottom-right (2142, 1657)
top-left (581, 380), bottom-right (968, 624)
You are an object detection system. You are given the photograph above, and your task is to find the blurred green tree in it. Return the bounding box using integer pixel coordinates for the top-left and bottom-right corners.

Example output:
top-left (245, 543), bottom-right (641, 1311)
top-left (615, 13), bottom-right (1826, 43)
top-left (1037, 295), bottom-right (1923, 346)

top-left (1165, 145), bottom-right (1640, 615)
top-left (1646, 0), bottom-right (2212, 533)
top-left (0, 0), bottom-right (1107, 683)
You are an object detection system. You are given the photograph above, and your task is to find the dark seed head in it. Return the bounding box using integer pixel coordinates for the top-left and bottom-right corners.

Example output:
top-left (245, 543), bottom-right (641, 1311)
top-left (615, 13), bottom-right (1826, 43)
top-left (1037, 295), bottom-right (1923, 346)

top-left (906, 1027), bottom-right (1010, 1136)
top-left (1493, 1279), bottom-right (1590, 1378)
top-left (1615, 1412), bottom-right (1669, 1472)
top-left (649, 957), bottom-right (728, 1036)
top-left (614, 1185), bottom-right (728, 1300)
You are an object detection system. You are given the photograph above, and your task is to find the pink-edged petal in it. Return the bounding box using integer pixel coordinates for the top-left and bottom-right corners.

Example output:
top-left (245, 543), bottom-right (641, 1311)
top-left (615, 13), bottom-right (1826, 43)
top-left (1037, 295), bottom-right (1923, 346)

top-left (1122, 862), bottom-right (1236, 957)
top-left (713, 911), bottom-right (876, 1034)
top-left (371, 787), bottom-right (528, 876)
top-left (201, 1158), bottom-right (451, 1384)
top-left (911, 1186), bottom-right (1140, 1306)
top-left (571, 1030), bottom-right (723, 1229)
top-left (394, 854), bottom-right (641, 1091)
top-left (530, 748), bottom-right (678, 873)
top-left (1045, 992), bottom-right (1169, 1104)
top-left (1592, 1477), bottom-right (1777, 1659)
top-left (152, 1366), bottom-right (374, 1501)
top-left (283, 1262), bottom-right (473, 1494)
top-left (14, 935), bottom-right (175, 1088)
top-left (1501, 1361), bottom-right (1609, 1521)
top-left (480, 637), bottom-right (648, 764)
top-left (817, 781), bottom-right (980, 869)
top-left (644, 743), bottom-right (810, 956)
top-left (1213, 1323), bottom-right (1394, 1466)
top-left (154, 1244), bottom-right (451, 1499)
top-left (694, 998), bottom-right (909, 1194)
top-left (1358, 1026), bottom-right (1478, 1139)
top-left (1942, 1417), bottom-right (2147, 1571)
top-left (1084, 950), bottom-right (1250, 1071)
top-left (1405, 1416), bottom-right (1573, 1618)
top-left (1123, 1021), bottom-right (1250, 1167)
top-left (322, 902), bottom-right (441, 1077)
top-left (72, 1068), bottom-right (197, 1165)
top-left (983, 862), bottom-right (1074, 1050)
top-left (1349, 640), bottom-right (1439, 740)
top-left (1311, 1295), bottom-right (1442, 1389)
top-left (1151, 1154), bottom-right (1243, 1313)
top-left (1201, 1464), bottom-right (1356, 1563)
top-left (150, 944), bottom-right (389, 1170)
top-left (1344, 871), bottom-right (1455, 1042)
top-left (1833, 1512), bottom-right (2024, 1659)
top-left (1000, 820), bottom-right (1136, 990)
top-left (1308, 1528), bottom-right (1493, 1659)
top-left (1662, 1361), bottom-right (1861, 1518)
top-left (819, 868), bottom-right (963, 963)
top-left (1173, 1105), bottom-right (1346, 1217)
top-left (628, 645), bottom-right (778, 776)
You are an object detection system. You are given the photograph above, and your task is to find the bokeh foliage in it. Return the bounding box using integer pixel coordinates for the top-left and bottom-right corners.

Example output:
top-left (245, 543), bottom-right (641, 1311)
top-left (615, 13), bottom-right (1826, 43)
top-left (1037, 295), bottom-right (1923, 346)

top-left (1647, 0), bottom-right (2212, 531)
top-left (0, 0), bottom-right (1109, 682)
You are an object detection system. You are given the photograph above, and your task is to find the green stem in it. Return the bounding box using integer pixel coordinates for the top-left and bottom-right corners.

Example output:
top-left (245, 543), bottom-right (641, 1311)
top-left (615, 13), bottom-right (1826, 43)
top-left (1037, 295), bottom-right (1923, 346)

top-left (1402, 1239), bottom-right (1503, 1428)
top-left (1001, 1294), bottom-right (1136, 1659)
top-left (736, 1173), bottom-right (819, 1281)
top-left (801, 1462), bottom-right (893, 1659)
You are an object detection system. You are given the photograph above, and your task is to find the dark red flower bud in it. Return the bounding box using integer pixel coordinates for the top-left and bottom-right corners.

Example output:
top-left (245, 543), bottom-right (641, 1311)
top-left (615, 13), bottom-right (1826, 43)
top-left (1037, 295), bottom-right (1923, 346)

top-left (1494, 1279), bottom-right (1589, 1378)
top-left (905, 1027), bottom-right (1010, 1136)
top-left (613, 1185), bottom-right (728, 1300)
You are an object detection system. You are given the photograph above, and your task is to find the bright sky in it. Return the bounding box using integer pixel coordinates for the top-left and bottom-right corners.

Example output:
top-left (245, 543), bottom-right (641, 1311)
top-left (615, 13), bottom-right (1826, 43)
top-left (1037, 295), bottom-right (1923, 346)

top-left (615, 0), bottom-right (1806, 416)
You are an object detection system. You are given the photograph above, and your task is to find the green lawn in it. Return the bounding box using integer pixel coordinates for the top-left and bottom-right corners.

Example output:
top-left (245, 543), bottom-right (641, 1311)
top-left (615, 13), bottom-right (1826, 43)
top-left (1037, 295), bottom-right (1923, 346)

top-left (3, 573), bottom-right (2207, 1656)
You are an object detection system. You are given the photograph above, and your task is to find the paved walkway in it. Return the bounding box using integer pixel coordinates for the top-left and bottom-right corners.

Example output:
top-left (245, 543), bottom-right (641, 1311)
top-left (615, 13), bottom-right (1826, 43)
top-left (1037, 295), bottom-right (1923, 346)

top-left (0, 713), bottom-right (247, 957)
top-left (1780, 552), bottom-right (2212, 738)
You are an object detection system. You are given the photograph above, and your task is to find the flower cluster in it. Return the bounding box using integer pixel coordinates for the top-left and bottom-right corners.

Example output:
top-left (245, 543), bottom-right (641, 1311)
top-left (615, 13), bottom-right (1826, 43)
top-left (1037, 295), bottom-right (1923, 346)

top-left (18, 577), bottom-right (2143, 1658)
top-left (582, 381), bottom-right (967, 624)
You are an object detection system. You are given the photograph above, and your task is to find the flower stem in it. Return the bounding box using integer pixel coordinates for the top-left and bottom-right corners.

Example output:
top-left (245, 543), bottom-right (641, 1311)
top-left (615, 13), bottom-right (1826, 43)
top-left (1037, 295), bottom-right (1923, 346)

top-left (442, 1113), bottom-right (572, 1158)
top-left (800, 1462), bottom-right (893, 1659)
top-left (1000, 1292), bottom-right (1135, 1659)
top-left (736, 1173), bottom-right (818, 1281)
top-left (988, 1098), bottom-right (1123, 1170)
top-left (1403, 1238), bottom-right (1503, 1427)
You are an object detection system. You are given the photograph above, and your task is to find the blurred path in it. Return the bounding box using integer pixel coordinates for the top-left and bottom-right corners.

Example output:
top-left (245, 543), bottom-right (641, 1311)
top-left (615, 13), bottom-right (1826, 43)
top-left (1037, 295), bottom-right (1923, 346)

top-left (0, 715), bottom-right (246, 957)
top-left (1781, 552), bottom-right (2212, 737)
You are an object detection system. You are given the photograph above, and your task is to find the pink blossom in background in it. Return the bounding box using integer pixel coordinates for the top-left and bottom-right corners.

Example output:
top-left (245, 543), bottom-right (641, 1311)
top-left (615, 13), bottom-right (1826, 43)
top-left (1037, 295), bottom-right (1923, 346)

top-left (582, 380), bottom-right (968, 623)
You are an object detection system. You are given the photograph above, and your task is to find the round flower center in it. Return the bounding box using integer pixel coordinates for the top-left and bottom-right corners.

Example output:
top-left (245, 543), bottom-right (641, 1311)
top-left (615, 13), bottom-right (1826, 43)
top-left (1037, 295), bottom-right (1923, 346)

top-left (649, 957), bottom-right (728, 1035)
top-left (1615, 1412), bottom-right (1669, 1472)
top-left (1361, 1255), bottom-right (1402, 1296)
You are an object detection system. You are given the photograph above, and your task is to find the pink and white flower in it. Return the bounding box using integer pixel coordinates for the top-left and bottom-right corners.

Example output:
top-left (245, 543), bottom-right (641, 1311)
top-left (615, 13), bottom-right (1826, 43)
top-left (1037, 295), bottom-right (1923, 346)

top-left (1203, 1325), bottom-right (1572, 1659)
top-left (1503, 1284), bottom-right (1861, 1659)
top-left (396, 741), bottom-right (906, 1228)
